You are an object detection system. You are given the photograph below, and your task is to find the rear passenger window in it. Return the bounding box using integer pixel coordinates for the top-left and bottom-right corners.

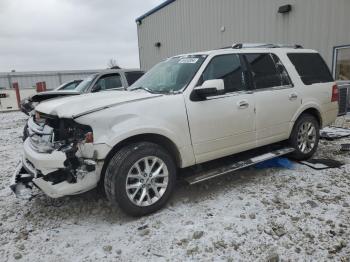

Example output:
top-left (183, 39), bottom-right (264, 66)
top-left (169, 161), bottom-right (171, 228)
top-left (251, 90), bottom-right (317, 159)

top-left (287, 53), bottom-right (334, 85)
top-left (201, 54), bottom-right (245, 93)
top-left (245, 54), bottom-right (283, 89)
top-left (271, 54), bottom-right (292, 86)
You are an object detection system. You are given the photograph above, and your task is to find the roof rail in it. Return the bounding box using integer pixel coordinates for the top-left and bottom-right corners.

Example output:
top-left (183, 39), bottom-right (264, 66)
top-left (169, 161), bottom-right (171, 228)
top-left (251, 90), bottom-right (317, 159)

top-left (226, 43), bottom-right (303, 49)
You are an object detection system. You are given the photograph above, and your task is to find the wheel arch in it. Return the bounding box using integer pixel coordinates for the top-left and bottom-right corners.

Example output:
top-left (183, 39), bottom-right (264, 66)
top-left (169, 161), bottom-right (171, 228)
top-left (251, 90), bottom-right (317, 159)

top-left (289, 106), bottom-right (322, 138)
top-left (99, 133), bottom-right (182, 188)
top-left (299, 107), bottom-right (322, 126)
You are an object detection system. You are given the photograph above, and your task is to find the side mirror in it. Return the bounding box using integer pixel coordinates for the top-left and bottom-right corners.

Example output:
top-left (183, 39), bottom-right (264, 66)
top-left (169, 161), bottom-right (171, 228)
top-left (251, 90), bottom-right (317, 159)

top-left (193, 79), bottom-right (224, 100)
top-left (91, 85), bottom-right (102, 93)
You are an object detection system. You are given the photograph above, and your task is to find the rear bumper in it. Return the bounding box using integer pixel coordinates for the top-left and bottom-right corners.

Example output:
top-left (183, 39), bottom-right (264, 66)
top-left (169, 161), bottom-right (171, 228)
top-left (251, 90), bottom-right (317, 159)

top-left (11, 139), bottom-right (102, 199)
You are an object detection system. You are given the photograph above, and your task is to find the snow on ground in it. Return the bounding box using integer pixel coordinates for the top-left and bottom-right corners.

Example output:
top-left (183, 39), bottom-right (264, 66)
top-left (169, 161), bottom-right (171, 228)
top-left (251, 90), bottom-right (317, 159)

top-left (0, 111), bottom-right (350, 262)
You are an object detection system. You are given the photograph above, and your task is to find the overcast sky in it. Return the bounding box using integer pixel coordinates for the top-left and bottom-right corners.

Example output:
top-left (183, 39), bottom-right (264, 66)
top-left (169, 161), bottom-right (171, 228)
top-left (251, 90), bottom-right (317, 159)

top-left (0, 0), bottom-right (163, 72)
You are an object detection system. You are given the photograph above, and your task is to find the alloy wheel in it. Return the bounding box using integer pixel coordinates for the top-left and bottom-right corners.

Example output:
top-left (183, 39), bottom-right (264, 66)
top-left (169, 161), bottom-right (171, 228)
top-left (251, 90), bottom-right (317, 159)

top-left (297, 121), bottom-right (317, 154)
top-left (125, 156), bottom-right (169, 207)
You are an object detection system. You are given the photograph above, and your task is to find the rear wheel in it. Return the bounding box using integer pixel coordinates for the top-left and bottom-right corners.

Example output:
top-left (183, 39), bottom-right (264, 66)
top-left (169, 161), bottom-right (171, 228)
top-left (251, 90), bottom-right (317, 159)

top-left (289, 114), bottom-right (319, 160)
top-left (104, 142), bottom-right (176, 216)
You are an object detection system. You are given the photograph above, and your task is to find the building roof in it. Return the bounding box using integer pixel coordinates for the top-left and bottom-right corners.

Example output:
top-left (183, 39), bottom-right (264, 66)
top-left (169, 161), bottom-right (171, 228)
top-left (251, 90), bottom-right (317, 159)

top-left (0, 69), bottom-right (101, 77)
top-left (135, 0), bottom-right (176, 23)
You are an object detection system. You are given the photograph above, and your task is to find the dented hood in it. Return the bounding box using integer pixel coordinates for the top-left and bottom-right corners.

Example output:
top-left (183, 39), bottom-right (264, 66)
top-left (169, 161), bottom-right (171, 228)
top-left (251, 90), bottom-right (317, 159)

top-left (35, 90), bottom-right (161, 118)
top-left (31, 90), bottom-right (81, 102)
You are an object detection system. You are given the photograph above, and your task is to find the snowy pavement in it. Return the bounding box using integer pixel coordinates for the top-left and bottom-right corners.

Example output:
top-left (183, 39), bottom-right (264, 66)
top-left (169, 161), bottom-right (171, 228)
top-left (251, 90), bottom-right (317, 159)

top-left (0, 111), bottom-right (349, 261)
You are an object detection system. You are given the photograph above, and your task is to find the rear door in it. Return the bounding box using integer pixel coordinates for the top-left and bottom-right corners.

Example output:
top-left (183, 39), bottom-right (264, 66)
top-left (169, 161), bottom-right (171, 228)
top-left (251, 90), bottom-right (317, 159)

top-left (186, 54), bottom-right (256, 163)
top-left (244, 53), bottom-right (300, 146)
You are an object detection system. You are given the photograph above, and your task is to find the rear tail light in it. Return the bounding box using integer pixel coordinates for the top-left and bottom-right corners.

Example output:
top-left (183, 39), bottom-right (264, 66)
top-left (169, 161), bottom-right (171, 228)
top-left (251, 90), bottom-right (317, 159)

top-left (331, 84), bottom-right (339, 102)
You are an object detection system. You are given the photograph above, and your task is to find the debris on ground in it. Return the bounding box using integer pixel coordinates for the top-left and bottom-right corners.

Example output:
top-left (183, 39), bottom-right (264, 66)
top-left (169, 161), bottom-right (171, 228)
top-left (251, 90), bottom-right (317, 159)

top-left (320, 126), bottom-right (350, 140)
top-left (299, 158), bottom-right (344, 170)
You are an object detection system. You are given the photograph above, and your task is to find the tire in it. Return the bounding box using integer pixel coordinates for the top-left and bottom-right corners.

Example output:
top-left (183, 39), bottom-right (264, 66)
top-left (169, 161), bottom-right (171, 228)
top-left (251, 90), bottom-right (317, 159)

top-left (22, 123), bottom-right (29, 142)
top-left (288, 114), bottom-right (320, 161)
top-left (104, 142), bottom-right (176, 216)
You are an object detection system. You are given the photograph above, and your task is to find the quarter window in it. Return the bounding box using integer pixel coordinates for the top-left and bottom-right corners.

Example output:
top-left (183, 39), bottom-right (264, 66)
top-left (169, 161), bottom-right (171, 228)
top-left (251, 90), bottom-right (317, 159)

top-left (287, 53), bottom-right (333, 85)
top-left (201, 54), bottom-right (245, 93)
top-left (244, 54), bottom-right (283, 89)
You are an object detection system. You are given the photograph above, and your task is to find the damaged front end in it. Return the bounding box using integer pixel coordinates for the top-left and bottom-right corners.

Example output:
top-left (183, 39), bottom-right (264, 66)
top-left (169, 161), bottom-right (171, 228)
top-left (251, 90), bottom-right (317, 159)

top-left (11, 111), bottom-right (101, 199)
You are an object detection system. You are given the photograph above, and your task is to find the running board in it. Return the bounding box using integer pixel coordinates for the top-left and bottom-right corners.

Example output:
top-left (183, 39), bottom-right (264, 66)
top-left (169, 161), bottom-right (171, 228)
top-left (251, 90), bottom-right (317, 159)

top-left (185, 147), bottom-right (295, 185)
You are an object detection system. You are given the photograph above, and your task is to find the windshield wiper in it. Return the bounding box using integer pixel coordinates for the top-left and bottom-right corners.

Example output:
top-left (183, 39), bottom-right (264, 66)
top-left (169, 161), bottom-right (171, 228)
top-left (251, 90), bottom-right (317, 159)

top-left (131, 86), bottom-right (180, 95)
top-left (131, 86), bottom-right (156, 93)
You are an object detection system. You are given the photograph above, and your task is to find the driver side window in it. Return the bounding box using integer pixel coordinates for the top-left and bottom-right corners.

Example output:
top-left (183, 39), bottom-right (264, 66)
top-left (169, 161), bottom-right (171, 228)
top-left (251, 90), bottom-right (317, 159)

top-left (95, 74), bottom-right (123, 91)
top-left (200, 54), bottom-right (245, 93)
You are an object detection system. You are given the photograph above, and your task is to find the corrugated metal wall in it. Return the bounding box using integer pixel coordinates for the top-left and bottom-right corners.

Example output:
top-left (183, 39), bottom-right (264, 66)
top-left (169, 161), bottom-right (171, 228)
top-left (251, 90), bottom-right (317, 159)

top-left (137, 0), bottom-right (350, 70)
top-left (0, 70), bottom-right (100, 90)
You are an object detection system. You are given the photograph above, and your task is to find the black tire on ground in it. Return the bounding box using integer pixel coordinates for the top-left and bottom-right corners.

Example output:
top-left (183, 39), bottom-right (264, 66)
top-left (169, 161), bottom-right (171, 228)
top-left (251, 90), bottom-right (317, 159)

top-left (22, 123), bottom-right (29, 141)
top-left (288, 113), bottom-right (320, 161)
top-left (104, 142), bottom-right (176, 216)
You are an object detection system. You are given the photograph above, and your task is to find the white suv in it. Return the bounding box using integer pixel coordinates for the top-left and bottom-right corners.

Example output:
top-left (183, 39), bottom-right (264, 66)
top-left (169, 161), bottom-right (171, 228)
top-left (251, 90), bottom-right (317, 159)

top-left (12, 44), bottom-right (339, 216)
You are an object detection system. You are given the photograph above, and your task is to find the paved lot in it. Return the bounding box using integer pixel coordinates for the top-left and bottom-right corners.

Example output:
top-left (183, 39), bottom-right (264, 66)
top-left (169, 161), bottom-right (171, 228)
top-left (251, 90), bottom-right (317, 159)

top-left (0, 111), bottom-right (349, 261)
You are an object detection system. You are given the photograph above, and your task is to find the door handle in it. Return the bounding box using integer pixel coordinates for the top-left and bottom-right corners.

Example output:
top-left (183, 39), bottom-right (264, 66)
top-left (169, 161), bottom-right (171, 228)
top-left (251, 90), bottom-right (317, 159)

top-left (289, 93), bottom-right (298, 100)
top-left (238, 100), bottom-right (249, 109)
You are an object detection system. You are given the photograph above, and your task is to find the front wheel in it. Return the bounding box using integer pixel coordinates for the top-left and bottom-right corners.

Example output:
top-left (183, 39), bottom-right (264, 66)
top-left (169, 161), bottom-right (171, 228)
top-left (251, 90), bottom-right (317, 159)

top-left (288, 114), bottom-right (320, 160)
top-left (104, 142), bottom-right (176, 216)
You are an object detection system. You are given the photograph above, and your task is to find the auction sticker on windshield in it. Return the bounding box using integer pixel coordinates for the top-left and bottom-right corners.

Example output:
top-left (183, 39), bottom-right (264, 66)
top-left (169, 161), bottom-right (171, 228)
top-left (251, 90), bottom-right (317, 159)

top-left (179, 58), bottom-right (199, 64)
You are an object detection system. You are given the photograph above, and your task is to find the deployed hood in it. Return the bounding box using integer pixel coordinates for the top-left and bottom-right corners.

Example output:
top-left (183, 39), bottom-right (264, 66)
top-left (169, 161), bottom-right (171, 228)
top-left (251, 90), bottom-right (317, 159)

top-left (31, 90), bottom-right (81, 102)
top-left (35, 90), bottom-right (161, 119)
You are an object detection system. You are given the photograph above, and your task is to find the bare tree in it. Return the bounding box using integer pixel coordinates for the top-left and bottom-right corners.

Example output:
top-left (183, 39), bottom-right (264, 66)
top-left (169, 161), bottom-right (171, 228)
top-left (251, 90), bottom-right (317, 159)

top-left (107, 58), bottom-right (120, 69)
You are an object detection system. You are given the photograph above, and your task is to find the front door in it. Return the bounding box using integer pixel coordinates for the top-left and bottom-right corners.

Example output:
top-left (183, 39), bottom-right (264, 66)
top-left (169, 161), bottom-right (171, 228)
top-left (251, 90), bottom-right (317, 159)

top-left (186, 54), bottom-right (256, 164)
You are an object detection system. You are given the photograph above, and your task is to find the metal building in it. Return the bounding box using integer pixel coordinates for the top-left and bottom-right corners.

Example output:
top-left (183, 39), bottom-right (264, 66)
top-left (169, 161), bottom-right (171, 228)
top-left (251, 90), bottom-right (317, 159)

top-left (136, 0), bottom-right (350, 82)
top-left (0, 69), bottom-right (100, 90)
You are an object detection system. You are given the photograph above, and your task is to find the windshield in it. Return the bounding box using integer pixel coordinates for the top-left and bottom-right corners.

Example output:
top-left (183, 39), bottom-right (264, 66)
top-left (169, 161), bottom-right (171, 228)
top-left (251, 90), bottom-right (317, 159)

top-left (75, 74), bottom-right (98, 92)
top-left (130, 55), bottom-right (207, 93)
top-left (55, 82), bottom-right (69, 91)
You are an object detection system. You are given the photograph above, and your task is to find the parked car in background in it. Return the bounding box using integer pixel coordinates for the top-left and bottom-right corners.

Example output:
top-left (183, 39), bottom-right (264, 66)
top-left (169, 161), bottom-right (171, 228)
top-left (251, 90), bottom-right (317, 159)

top-left (20, 69), bottom-right (145, 140)
top-left (20, 80), bottom-right (82, 114)
top-left (11, 45), bottom-right (338, 216)
top-left (20, 69), bottom-right (145, 116)
top-left (54, 80), bottom-right (83, 91)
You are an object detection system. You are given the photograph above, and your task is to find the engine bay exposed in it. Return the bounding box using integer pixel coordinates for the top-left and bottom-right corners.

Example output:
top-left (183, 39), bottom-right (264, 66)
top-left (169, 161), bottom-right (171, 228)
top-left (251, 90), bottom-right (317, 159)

top-left (10, 112), bottom-right (98, 199)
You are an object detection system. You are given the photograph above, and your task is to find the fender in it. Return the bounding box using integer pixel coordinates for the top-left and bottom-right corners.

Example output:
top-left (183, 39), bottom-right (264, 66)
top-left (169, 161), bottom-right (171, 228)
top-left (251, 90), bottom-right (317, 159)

top-left (291, 102), bottom-right (322, 123)
top-left (106, 122), bottom-right (195, 167)
top-left (83, 113), bottom-right (196, 168)
top-left (288, 102), bottom-right (322, 137)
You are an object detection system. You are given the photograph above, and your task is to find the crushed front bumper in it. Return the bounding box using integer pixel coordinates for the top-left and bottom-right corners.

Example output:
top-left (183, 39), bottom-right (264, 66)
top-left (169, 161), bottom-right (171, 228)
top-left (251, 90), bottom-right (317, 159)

top-left (10, 139), bottom-right (101, 199)
top-left (10, 162), bottom-right (34, 200)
